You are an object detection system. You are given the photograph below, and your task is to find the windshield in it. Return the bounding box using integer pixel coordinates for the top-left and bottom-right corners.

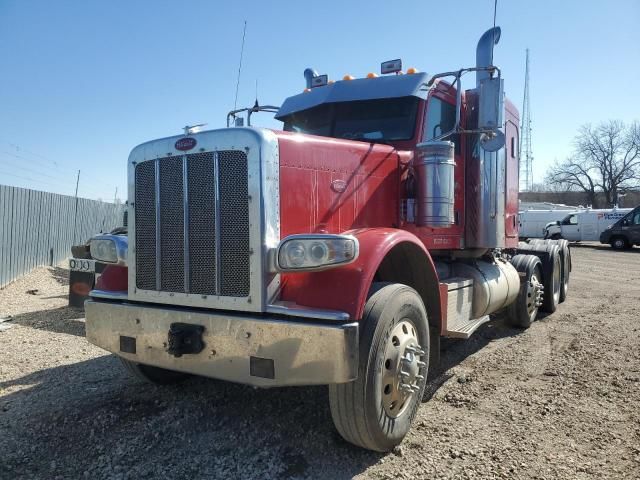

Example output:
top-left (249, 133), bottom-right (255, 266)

top-left (281, 97), bottom-right (419, 143)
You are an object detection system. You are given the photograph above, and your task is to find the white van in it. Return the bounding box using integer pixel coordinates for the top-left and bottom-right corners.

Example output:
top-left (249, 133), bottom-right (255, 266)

top-left (544, 208), bottom-right (633, 241)
top-left (518, 208), bottom-right (580, 239)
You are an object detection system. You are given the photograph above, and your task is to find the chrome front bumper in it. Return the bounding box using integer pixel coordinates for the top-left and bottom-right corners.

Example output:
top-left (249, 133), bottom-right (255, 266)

top-left (85, 300), bottom-right (358, 387)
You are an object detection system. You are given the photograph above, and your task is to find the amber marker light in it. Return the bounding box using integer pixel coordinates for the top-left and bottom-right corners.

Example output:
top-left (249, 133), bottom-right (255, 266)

top-left (343, 75), bottom-right (355, 81)
top-left (406, 67), bottom-right (418, 74)
top-left (366, 72), bottom-right (378, 78)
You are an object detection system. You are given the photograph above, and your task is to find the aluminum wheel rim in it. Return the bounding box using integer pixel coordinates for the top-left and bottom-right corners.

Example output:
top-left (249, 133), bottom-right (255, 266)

top-left (527, 270), bottom-right (543, 319)
top-left (381, 319), bottom-right (426, 418)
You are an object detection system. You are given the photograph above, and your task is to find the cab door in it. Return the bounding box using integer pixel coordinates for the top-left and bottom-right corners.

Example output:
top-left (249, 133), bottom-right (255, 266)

top-left (560, 214), bottom-right (580, 241)
top-left (629, 209), bottom-right (640, 245)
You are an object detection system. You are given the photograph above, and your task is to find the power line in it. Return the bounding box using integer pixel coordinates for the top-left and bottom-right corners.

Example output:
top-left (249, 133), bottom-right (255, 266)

top-left (1, 148), bottom-right (77, 175)
top-left (0, 158), bottom-right (77, 183)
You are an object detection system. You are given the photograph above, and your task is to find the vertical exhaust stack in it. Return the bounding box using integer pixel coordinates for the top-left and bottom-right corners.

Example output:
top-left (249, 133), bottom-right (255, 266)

top-left (304, 68), bottom-right (319, 89)
top-left (465, 26), bottom-right (507, 250)
top-left (476, 27), bottom-right (501, 86)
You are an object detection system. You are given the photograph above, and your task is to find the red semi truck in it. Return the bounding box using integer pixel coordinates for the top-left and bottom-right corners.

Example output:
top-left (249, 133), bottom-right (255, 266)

top-left (85, 27), bottom-right (571, 451)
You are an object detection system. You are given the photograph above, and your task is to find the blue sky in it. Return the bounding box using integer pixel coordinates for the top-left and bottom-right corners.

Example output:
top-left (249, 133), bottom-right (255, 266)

top-left (1, 0), bottom-right (638, 201)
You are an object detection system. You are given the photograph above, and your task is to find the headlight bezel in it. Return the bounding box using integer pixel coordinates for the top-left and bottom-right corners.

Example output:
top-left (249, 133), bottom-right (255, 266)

top-left (275, 234), bottom-right (359, 272)
top-left (89, 234), bottom-right (128, 266)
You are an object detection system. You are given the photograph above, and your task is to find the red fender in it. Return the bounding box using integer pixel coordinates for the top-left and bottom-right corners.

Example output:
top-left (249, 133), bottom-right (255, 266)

top-left (279, 227), bottom-right (441, 322)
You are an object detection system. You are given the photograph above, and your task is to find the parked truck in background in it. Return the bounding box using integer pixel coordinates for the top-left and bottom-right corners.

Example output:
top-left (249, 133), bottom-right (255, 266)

top-left (518, 207), bottom-right (580, 240)
top-left (83, 27), bottom-right (572, 451)
top-left (599, 205), bottom-right (640, 249)
top-left (544, 207), bottom-right (632, 242)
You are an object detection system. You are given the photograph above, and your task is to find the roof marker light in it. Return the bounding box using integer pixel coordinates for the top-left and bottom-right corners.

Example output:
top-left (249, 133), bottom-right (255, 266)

top-left (406, 67), bottom-right (418, 74)
top-left (343, 74), bottom-right (355, 81)
top-left (381, 59), bottom-right (402, 74)
top-left (366, 72), bottom-right (378, 78)
top-left (303, 88), bottom-right (311, 93)
top-left (328, 80), bottom-right (335, 84)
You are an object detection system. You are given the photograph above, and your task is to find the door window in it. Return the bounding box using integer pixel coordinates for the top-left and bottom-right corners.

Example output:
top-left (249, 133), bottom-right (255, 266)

top-left (562, 214), bottom-right (578, 225)
top-left (423, 96), bottom-right (460, 154)
top-left (633, 212), bottom-right (640, 225)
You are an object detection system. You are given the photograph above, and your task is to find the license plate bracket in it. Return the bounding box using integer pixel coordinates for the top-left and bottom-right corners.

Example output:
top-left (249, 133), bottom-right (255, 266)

top-left (167, 323), bottom-right (205, 357)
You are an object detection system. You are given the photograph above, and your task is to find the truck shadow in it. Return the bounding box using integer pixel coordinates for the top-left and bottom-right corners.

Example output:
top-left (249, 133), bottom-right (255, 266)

top-left (423, 314), bottom-right (521, 401)
top-left (3, 305), bottom-right (85, 337)
top-left (0, 314), bottom-right (523, 479)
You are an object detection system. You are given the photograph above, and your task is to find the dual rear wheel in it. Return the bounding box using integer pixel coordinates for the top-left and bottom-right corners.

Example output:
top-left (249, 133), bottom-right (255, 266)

top-left (508, 240), bottom-right (569, 328)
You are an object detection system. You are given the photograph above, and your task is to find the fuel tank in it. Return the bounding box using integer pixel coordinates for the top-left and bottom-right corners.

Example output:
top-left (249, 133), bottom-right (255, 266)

top-left (451, 257), bottom-right (519, 318)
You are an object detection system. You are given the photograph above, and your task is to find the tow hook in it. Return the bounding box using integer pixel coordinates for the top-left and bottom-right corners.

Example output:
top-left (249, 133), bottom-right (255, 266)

top-left (167, 323), bottom-right (205, 357)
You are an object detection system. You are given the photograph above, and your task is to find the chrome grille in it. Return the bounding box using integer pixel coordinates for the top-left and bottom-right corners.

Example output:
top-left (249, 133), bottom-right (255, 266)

top-left (187, 153), bottom-right (217, 295)
top-left (134, 151), bottom-right (250, 297)
top-left (159, 157), bottom-right (185, 292)
top-left (134, 161), bottom-right (156, 290)
top-left (219, 151), bottom-right (251, 296)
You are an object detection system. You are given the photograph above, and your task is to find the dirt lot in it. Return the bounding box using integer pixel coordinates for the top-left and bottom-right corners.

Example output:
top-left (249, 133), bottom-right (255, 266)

top-left (1, 245), bottom-right (639, 480)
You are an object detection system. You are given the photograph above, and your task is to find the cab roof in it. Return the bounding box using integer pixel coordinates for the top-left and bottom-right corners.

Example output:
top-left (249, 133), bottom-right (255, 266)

top-left (275, 72), bottom-right (431, 120)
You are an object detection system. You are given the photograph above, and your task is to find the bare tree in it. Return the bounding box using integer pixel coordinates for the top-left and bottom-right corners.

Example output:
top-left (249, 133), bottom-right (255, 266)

top-left (545, 120), bottom-right (640, 207)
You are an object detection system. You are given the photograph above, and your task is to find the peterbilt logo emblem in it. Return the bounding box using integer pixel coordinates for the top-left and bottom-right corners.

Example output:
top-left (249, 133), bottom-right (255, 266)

top-left (175, 137), bottom-right (197, 151)
top-left (331, 179), bottom-right (347, 193)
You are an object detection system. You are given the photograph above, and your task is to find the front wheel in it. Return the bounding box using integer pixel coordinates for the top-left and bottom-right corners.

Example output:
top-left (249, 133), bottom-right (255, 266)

top-left (329, 283), bottom-right (429, 452)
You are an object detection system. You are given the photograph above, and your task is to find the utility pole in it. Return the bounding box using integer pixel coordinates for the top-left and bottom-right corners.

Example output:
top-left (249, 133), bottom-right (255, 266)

top-left (519, 49), bottom-right (533, 191)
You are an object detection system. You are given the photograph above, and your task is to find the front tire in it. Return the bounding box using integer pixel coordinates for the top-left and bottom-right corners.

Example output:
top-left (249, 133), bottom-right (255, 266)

top-left (119, 358), bottom-right (190, 385)
top-left (329, 283), bottom-right (429, 452)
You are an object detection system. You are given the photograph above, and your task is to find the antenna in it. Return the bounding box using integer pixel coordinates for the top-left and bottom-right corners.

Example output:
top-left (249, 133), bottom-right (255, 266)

top-left (519, 48), bottom-right (533, 191)
top-left (490, 0), bottom-right (498, 65)
top-left (233, 20), bottom-right (247, 112)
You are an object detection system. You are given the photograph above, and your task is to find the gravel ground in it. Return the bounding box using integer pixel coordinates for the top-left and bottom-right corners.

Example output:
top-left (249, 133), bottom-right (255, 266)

top-left (1, 245), bottom-right (639, 479)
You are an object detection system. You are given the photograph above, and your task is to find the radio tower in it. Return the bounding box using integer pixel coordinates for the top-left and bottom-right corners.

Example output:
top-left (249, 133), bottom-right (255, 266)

top-left (519, 49), bottom-right (533, 191)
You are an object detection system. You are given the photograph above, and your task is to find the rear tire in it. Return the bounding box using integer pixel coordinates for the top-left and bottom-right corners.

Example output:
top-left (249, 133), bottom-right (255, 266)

top-left (541, 247), bottom-right (561, 313)
top-left (329, 283), bottom-right (429, 452)
top-left (517, 242), bottom-right (562, 313)
top-left (507, 255), bottom-right (543, 328)
top-left (119, 358), bottom-right (190, 385)
top-left (611, 236), bottom-right (628, 250)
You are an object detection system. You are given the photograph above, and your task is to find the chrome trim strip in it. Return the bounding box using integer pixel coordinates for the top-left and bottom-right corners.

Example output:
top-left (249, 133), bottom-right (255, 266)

top-left (89, 289), bottom-right (128, 300)
top-left (154, 159), bottom-right (161, 291)
top-left (266, 301), bottom-right (350, 321)
top-left (85, 299), bottom-right (358, 387)
top-left (213, 150), bottom-right (222, 295)
top-left (182, 154), bottom-right (190, 293)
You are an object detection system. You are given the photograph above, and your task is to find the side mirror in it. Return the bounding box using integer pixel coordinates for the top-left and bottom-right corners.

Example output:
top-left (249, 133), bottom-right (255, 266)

top-left (478, 77), bottom-right (504, 131)
top-left (622, 219), bottom-right (629, 226)
top-left (478, 77), bottom-right (504, 151)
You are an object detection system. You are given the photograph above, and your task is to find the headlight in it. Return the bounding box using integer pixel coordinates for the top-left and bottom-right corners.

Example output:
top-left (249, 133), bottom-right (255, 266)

top-left (89, 234), bottom-right (128, 265)
top-left (276, 234), bottom-right (358, 271)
